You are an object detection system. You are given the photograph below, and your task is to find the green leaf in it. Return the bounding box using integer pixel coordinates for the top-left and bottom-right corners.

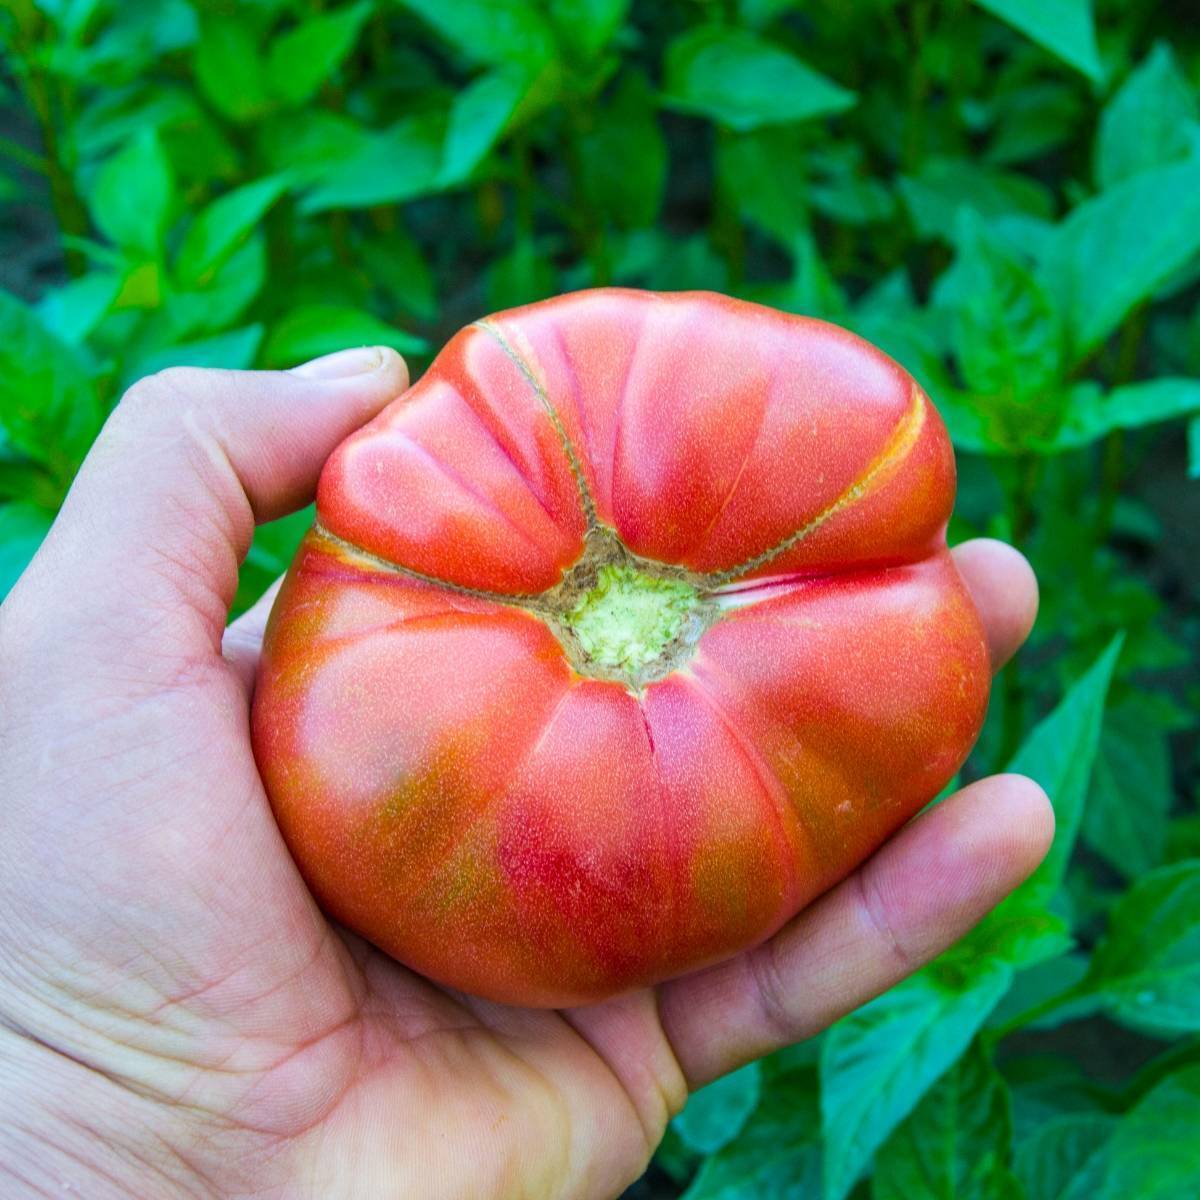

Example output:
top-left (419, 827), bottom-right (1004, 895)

top-left (973, 0), bottom-right (1102, 81)
top-left (0, 502), bottom-right (53, 602)
top-left (256, 110), bottom-right (372, 185)
top-left (683, 1069), bottom-right (822, 1199)
top-left (673, 1063), bottom-right (762, 1155)
top-left (266, 1), bottom-right (372, 105)
top-left (1009, 1060), bottom-right (1119, 1143)
top-left (363, 228), bottom-right (438, 321)
top-left (899, 157), bottom-right (1054, 240)
top-left (1095, 43), bottom-right (1199, 189)
top-left (165, 234), bottom-right (268, 338)
top-left (300, 112), bottom-right (447, 212)
top-left (123, 325), bottom-right (264, 386)
top-left (739, 0), bottom-right (803, 26)
top-left (36, 272), bottom-right (121, 343)
top-left (392, 0), bottom-right (555, 68)
top-left (777, 231), bottom-right (848, 322)
top-left (716, 127), bottom-right (808, 246)
top-left (1081, 861), bottom-right (1200, 1036)
top-left (263, 305), bottom-right (428, 368)
top-left (1100, 1065), bottom-right (1200, 1198)
top-left (89, 128), bottom-right (174, 256)
top-left (578, 71), bottom-right (667, 228)
top-left (663, 26), bottom-right (855, 132)
top-left (485, 237), bottom-right (558, 310)
top-left (998, 636), bottom-right (1123, 907)
top-left (946, 209), bottom-right (1065, 450)
top-left (986, 81), bottom-right (1084, 165)
top-left (1048, 378), bottom-right (1200, 448)
top-left (0, 291), bottom-right (101, 479)
top-left (1082, 700), bottom-right (1172, 880)
top-left (175, 176), bottom-right (290, 287)
top-left (987, 951), bottom-right (1093, 1034)
top-left (1189, 417), bottom-right (1200, 479)
top-left (438, 67), bottom-right (530, 187)
top-left (72, 84), bottom-right (201, 160)
top-left (819, 956), bottom-right (1014, 1200)
top-left (544, 0), bottom-right (628, 60)
top-left (872, 1041), bottom-right (1022, 1200)
top-left (1014, 1112), bottom-right (1117, 1200)
top-left (1040, 153), bottom-right (1200, 362)
top-left (807, 145), bottom-right (894, 226)
top-left (194, 14), bottom-right (270, 122)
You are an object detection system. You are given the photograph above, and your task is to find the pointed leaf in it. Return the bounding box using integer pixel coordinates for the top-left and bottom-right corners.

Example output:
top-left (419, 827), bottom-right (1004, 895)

top-left (0, 291), bottom-right (101, 478)
top-left (438, 67), bottom-right (530, 187)
top-left (194, 15), bottom-right (270, 122)
top-left (300, 113), bottom-right (446, 212)
top-left (872, 1042), bottom-right (1022, 1200)
top-left (684, 1069), bottom-right (822, 1200)
top-left (820, 956), bottom-right (1014, 1200)
top-left (392, 0), bottom-right (555, 68)
top-left (545, 0), bottom-right (629, 60)
top-left (1095, 43), bottom-right (1199, 188)
top-left (1048, 378), bottom-right (1200, 448)
top-left (578, 70), bottom-right (668, 228)
top-left (674, 1063), bottom-right (762, 1155)
top-left (973, 0), bottom-right (1102, 81)
top-left (1082, 861), bottom-right (1200, 1036)
top-left (90, 128), bottom-right (174, 255)
top-left (1015, 1112), bottom-right (1117, 1200)
top-left (663, 26), bottom-right (855, 131)
top-left (999, 636), bottom-right (1122, 907)
top-left (176, 176), bottom-right (290, 286)
top-left (263, 305), bottom-right (427, 368)
top-left (267, 1), bottom-right (372, 106)
top-left (1040, 154), bottom-right (1200, 361)
top-left (1100, 1066), bottom-right (1200, 1199)
top-left (1082, 700), bottom-right (1171, 879)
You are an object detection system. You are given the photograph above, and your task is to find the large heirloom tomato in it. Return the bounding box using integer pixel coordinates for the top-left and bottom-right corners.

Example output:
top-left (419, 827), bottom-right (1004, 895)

top-left (252, 288), bottom-right (990, 1007)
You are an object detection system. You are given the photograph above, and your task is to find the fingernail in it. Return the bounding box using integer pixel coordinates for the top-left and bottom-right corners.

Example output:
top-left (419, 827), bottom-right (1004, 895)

top-left (292, 346), bottom-right (385, 380)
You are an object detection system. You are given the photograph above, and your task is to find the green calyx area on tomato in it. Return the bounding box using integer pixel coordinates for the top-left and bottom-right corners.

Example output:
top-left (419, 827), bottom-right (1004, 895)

top-left (532, 527), bottom-right (717, 689)
top-left (252, 288), bottom-right (991, 1008)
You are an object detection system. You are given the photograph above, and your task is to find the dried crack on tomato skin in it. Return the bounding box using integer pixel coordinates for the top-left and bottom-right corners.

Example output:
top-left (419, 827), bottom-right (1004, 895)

top-left (535, 526), bottom-right (720, 692)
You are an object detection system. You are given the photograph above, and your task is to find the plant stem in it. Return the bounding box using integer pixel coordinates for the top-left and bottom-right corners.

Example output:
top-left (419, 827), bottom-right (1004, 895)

top-left (561, 100), bottom-right (609, 284)
top-left (512, 129), bottom-right (535, 243)
top-left (986, 983), bottom-right (1091, 1043)
top-left (712, 127), bottom-right (745, 286)
top-left (1095, 307), bottom-right (1146, 539)
top-left (12, 24), bottom-right (89, 275)
top-left (996, 451), bottom-right (1039, 767)
top-left (903, 0), bottom-right (934, 172)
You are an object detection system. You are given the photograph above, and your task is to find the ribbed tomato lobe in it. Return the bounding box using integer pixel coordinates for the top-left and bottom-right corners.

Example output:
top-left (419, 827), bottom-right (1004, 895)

top-left (252, 288), bottom-right (991, 1007)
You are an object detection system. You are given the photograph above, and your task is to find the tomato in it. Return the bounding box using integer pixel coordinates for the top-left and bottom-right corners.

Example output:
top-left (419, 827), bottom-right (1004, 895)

top-left (251, 288), bottom-right (990, 1007)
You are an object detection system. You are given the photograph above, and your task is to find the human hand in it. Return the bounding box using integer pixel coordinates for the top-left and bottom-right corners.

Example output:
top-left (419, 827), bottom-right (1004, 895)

top-left (0, 351), bottom-right (1052, 1199)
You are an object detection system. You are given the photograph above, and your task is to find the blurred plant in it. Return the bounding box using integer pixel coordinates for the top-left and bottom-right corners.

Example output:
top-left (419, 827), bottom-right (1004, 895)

top-left (2, 0), bottom-right (1199, 1196)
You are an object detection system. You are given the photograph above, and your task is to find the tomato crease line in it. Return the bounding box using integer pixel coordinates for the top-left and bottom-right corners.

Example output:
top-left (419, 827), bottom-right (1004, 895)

top-left (473, 318), bottom-right (600, 530)
top-left (709, 384), bottom-right (928, 587)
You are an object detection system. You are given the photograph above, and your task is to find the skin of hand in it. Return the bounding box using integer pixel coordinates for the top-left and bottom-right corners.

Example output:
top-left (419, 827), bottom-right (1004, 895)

top-left (0, 347), bottom-right (1053, 1200)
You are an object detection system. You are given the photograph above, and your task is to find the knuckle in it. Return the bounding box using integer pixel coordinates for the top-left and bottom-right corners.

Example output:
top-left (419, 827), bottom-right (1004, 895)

top-left (854, 867), bottom-right (915, 974)
top-left (116, 367), bottom-right (203, 425)
top-left (747, 936), bottom-right (806, 1044)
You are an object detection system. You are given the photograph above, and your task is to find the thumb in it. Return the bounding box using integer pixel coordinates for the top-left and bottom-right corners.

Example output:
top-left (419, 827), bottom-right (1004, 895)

top-left (4, 346), bottom-right (407, 675)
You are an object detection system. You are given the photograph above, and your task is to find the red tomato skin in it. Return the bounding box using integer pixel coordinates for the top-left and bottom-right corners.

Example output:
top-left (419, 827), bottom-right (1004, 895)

top-left (252, 289), bottom-right (991, 1007)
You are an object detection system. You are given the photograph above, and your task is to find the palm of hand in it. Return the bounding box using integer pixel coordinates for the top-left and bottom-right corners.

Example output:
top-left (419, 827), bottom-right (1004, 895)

top-left (0, 356), bottom-right (1050, 1200)
top-left (5, 628), bottom-right (674, 1197)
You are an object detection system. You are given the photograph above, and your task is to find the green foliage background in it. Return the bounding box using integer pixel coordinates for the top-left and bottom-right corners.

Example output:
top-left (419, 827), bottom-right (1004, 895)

top-left (2, 0), bottom-right (1199, 1195)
